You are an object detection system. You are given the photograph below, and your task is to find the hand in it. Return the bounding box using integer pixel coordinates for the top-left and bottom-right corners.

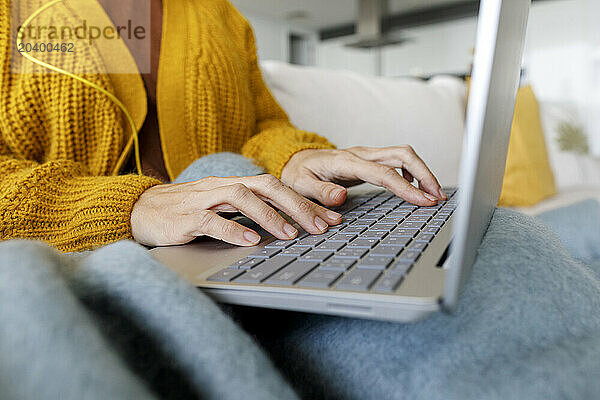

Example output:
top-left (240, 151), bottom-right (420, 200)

top-left (280, 146), bottom-right (446, 207)
top-left (131, 175), bottom-right (342, 247)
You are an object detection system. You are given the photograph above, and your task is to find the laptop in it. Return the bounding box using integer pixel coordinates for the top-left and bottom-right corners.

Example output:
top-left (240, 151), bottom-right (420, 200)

top-left (151, 0), bottom-right (530, 322)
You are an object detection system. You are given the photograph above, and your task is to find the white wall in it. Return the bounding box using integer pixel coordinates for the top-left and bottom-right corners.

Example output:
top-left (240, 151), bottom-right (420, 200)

top-left (235, 11), bottom-right (317, 64)
top-left (314, 0), bottom-right (600, 155)
top-left (237, 0), bottom-right (600, 155)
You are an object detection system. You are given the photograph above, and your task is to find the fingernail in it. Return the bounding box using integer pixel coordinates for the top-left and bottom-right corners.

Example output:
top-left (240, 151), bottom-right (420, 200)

top-left (326, 210), bottom-right (342, 221)
top-left (438, 188), bottom-right (447, 200)
top-left (314, 216), bottom-right (328, 232)
top-left (244, 231), bottom-right (261, 244)
top-left (423, 192), bottom-right (438, 202)
top-left (283, 223), bottom-right (298, 238)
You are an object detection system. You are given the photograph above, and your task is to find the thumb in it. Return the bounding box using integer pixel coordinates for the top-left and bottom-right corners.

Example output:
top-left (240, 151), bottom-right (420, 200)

top-left (296, 176), bottom-right (347, 207)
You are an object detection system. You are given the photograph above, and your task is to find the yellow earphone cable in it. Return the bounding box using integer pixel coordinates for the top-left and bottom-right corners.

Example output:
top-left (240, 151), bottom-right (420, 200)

top-left (16, 0), bottom-right (143, 176)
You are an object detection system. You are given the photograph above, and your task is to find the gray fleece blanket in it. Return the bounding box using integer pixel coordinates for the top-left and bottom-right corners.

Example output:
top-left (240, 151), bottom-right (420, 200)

top-left (0, 154), bottom-right (599, 400)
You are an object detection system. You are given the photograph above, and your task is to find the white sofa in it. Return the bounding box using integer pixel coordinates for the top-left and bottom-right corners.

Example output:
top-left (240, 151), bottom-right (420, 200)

top-left (260, 61), bottom-right (600, 214)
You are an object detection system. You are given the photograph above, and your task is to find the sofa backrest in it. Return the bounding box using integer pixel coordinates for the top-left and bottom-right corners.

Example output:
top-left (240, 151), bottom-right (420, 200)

top-left (260, 61), bottom-right (467, 187)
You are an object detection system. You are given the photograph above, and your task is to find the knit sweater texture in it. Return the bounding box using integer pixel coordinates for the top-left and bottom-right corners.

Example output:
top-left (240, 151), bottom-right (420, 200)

top-left (0, 0), bottom-right (334, 252)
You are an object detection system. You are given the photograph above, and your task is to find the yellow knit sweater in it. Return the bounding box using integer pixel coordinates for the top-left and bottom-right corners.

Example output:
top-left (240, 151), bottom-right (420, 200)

top-left (0, 0), bottom-right (334, 252)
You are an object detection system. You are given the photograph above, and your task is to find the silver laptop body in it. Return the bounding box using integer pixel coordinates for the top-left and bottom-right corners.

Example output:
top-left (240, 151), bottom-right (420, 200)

top-left (151, 0), bottom-right (530, 323)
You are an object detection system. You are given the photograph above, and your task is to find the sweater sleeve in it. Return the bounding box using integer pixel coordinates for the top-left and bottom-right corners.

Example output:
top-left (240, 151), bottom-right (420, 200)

top-left (0, 143), bottom-right (160, 252)
top-left (240, 27), bottom-right (336, 178)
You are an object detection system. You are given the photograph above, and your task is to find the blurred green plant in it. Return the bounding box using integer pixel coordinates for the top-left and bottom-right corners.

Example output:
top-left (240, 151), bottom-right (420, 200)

top-left (556, 121), bottom-right (589, 154)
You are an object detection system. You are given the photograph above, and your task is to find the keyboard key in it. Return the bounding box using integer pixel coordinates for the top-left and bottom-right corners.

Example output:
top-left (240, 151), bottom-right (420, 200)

top-left (228, 258), bottom-right (253, 269)
top-left (398, 250), bottom-right (421, 262)
top-left (373, 274), bottom-right (404, 293)
top-left (341, 226), bottom-right (367, 234)
top-left (412, 209), bottom-right (438, 215)
top-left (336, 269), bottom-right (381, 291)
top-left (350, 219), bottom-right (378, 227)
top-left (428, 219), bottom-right (445, 227)
top-left (375, 204), bottom-right (396, 211)
top-left (207, 268), bottom-right (245, 282)
top-left (280, 247), bottom-right (310, 257)
top-left (379, 236), bottom-right (412, 247)
top-left (389, 228), bottom-right (419, 238)
top-left (356, 256), bottom-right (394, 270)
top-left (377, 217), bottom-right (400, 225)
top-left (335, 248), bottom-right (368, 259)
top-left (397, 204), bottom-right (417, 209)
top-left (328, 233), bottom-right (358, 242)
top-left (314, 241), bottom-right (345, 252)
top-left (415, 233), bottom-right (435, 242)
top-left (437, 212), bottom-right (452, 220)
top-left (234, 257), bottom-right (294, 283)
top-left (360, 230), bottom-right (388, 239)
top-left (248, 247), bottom-right (281, 259)
top-left (407, 241), bottom-right (428, 252)
top-left (370, 223), bottom-right (396, 232)
top-left (265, 261), bottom-right (319, 285)
top-left (296, 236), bottom-right (325, 247)
top-left (370, 245), bottom-right (404, 257)
top-left (265, 240), bottom-right (296, 249)
top-left (298, 270), bottom-right (343, 288)
top-left (347, 238), bottom-right (379, 249)
top-left (345, 211), bottom-right (366, 218)
top-left (320, 258), bottom-right (356, 271)
top-left (406, 215), bottom-right (431, 222)
top-left (399, 221), bottom-right (426, 230)
top-left (299, 250), bottom-right (333, 262)
top-left (388, 262), bottom-right (413, 276)
top-left (327, 224), bottom-right (348, 232)
top-left (238, 258), bottom-right (264, 270)
top-left (387, 210), bottom-right (412, 217)
top-left (422, 226), bottom-right (440, 234)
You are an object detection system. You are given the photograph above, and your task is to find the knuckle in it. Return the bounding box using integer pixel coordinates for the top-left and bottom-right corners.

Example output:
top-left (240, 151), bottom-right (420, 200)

top-left (402, 145), bottom-right (416, 155)
top-left (259, 174), bottom-right (281, 190)
top-left (322, 185), bottom-right (334, 197)
top-left (262, 207), bottom-right (282, 224)
top-left (220, 221), bottom-right (236, 238)
top-left (336, 150), bottom-right (354, 162)
top-left (196, 210), bottom-right (215, 229)
top-left (297, 199), bottom-right (314, 214)
top-left (228, 183), bottom-right (250, 199)
top-left (382, 167), bottom-right (399, 181)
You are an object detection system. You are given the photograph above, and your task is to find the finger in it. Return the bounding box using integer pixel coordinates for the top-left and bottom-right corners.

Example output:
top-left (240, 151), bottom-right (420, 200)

top-left (287, 173), bottom-right (347, 207)
top-left (191, 210), bottom-right (262, 246)
top-left (333, 153), bottom-right (438, 206)
top-left (200, 184), bottom-right (299, 240)
top-left (246, 174), bottom-right (343, 234)
top-left (348, 146), bottom-right (446, 200)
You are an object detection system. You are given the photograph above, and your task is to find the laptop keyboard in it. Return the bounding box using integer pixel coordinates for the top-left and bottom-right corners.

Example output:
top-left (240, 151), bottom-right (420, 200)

top-left (208, 189), bottom-right (458, 294)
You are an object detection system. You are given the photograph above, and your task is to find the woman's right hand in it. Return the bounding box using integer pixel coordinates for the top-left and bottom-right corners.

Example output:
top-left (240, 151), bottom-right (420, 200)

top-left (130, 174), bottom-right (343, 247)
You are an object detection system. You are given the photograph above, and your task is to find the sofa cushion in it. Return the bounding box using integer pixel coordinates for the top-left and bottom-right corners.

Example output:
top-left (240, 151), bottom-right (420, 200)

top-left (538, 102), bottom-right (600, 190)
top-left (499, 86), bottom-right (557, 206)
top-left (260, 61), bottom-right (467, 187)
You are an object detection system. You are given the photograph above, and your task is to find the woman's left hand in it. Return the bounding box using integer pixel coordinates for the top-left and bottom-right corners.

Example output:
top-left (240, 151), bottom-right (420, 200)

top-left (280, 146), bottom-right (447, 208)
